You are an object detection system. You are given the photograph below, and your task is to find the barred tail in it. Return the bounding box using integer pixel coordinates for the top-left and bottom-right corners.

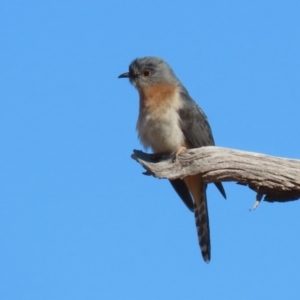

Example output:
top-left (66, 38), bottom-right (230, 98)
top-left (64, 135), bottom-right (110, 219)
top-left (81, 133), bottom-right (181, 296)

top-left (184, 175), bottom-right (211, 263)
top-left (194, 190), bottom-right (210, 263)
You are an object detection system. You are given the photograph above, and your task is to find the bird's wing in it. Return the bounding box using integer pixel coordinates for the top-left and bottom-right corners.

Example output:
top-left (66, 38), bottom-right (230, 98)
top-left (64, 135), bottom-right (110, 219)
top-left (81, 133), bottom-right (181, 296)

top-left (178, 87), bottom-right (226, 199)
top-left (178, 87), bottom-right (215, 148)
top-left (169, 179), bottom-right (194, 211)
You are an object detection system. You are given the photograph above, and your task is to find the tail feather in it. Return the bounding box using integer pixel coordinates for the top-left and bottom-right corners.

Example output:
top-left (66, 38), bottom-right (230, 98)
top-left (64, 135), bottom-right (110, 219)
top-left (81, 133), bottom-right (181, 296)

top-left (184, 175), bottom-right (211, 262)
top-left (194, 190), bottom-right (210, 262)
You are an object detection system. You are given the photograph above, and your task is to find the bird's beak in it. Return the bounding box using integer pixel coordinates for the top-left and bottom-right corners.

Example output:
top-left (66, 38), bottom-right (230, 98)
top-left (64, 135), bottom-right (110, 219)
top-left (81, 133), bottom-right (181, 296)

top-left (118, 72), bottom-right (130, 78)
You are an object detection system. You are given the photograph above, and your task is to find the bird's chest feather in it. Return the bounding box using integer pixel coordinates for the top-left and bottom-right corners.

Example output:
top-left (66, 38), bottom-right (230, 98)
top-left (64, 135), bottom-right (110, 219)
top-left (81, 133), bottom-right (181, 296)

top-left (136, 84), bottom-right (185, 153)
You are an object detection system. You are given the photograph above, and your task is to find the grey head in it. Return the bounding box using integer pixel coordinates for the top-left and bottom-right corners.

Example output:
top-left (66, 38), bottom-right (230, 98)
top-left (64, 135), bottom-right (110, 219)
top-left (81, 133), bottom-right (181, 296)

top-left (118, 57), bottom-right (179, 89)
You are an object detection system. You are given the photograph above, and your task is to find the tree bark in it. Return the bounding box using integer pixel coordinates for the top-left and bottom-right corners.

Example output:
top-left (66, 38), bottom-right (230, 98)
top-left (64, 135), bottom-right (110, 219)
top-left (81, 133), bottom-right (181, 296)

top-left (131, 146), bottom-right (300, 204)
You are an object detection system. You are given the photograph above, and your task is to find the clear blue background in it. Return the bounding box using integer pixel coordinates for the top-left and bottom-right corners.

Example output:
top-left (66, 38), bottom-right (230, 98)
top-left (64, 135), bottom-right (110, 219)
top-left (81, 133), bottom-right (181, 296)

top-left (1, 1), bottom-right (300, 299)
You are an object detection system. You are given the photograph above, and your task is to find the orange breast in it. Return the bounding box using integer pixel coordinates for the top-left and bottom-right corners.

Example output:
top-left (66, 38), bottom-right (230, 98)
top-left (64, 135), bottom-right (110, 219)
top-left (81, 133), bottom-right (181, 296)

top-left (138, 83), bottom-right (177, 112)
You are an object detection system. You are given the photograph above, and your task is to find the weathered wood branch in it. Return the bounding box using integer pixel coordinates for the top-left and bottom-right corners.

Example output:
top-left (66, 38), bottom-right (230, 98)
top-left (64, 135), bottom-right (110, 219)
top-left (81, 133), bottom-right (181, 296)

top-left (131, 146), bottom-right (300, 204)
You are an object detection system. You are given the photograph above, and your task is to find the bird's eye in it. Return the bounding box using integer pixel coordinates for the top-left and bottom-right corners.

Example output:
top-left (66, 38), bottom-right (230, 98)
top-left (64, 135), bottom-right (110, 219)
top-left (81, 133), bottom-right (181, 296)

top-left (142, 69), bottom-right (151, 77)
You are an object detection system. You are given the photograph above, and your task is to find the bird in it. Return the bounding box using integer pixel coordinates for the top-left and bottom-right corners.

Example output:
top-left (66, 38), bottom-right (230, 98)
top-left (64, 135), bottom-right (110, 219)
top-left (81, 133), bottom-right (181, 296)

top-left (118, 57), bottom-right (226, 263)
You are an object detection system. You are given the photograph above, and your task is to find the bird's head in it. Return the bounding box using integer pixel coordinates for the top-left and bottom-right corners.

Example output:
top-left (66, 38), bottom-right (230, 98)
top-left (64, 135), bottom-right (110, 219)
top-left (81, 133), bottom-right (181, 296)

top-left (118, 57), bottom-right (178, 90)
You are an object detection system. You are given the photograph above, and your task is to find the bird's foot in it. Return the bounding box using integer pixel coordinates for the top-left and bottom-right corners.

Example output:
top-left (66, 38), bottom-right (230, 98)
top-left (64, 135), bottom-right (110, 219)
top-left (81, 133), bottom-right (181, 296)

top-left (172, 147), bottom-right (187, 163)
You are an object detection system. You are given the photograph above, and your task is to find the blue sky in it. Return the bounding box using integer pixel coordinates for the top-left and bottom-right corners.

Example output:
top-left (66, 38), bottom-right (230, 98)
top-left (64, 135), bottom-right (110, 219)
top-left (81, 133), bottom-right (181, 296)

top-left (1, 1), bottom-right (300, 299)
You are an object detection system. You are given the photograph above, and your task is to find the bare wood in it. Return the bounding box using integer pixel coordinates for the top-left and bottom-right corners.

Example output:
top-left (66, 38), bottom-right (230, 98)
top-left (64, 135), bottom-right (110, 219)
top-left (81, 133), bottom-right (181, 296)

top-left (131, 146), bottom-right (300, 203)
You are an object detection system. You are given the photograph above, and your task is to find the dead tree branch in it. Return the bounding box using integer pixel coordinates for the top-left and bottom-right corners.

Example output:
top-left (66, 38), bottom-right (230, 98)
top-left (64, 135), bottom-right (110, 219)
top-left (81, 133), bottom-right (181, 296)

top-left (131, 146), bottom-right (300, 204)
